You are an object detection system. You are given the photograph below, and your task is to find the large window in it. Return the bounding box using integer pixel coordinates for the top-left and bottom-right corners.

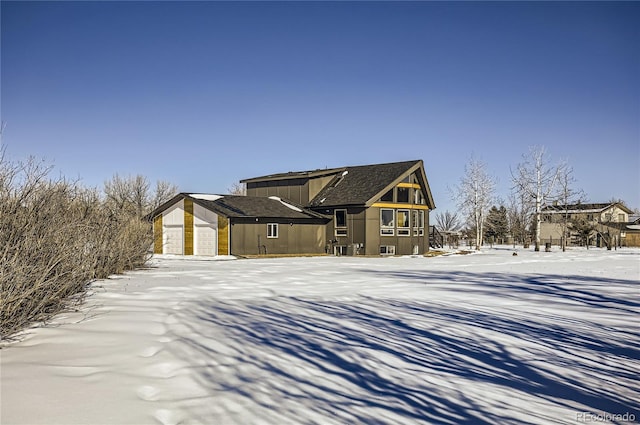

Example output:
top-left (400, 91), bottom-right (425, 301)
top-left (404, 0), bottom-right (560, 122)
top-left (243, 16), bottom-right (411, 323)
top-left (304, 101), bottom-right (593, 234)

top-left (380, 209), bottom-right (395, 236)
top-left (397, 187), bottom-right (410, 203)
top-left (335, 209), bottom-right (347, 236)
top-left (267, 223), bottom-right (279, 238)
top-left (414, 189), bottom-right (424, 205)
top-left (380, 189), bottom-right (393, 202)
top-left (397, 209), bottom-right (410, 236)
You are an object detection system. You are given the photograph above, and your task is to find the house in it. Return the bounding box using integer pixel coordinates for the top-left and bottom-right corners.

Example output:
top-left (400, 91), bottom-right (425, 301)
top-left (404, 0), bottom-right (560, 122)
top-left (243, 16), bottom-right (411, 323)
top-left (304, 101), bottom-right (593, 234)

top-left (540, 202), bottom-right (635, 247)
top-left (150, 160), bottom-right (436, 256)
top-left (151, 194), bottom-right (329, 256)
top-left (241, 159), bottom-right (436, 256)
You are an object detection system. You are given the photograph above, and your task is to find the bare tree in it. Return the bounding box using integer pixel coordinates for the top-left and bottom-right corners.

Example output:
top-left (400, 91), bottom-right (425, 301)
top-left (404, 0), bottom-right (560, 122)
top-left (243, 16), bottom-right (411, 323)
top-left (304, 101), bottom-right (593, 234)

top-left (104, 174), bottom-right (177, 217)
top-left (151, 180), bottom-right (179, 211)
top-left (435, 210), bottom-right (462, 248)
top-left (511, 146), bottom-right (562, 251)
top-left (507, 190), bottom-right (534, 247)
top-left (453, 156), bottom-right (496, 250)
top-left (435, 210), bottom-right (462, 232)
top-left (227, 181), bottom-right (246, 196)
top-left (556, 163), bottom-right (585, 251)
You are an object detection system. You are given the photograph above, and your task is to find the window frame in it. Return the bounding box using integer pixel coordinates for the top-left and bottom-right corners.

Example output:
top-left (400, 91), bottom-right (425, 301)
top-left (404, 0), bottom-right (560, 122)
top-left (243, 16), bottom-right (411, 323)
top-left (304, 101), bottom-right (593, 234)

top-left (267, 223), bottom-right (279, 239)
top-left (397, 187), bottom-right (410, 203)
top-left (397, 209), bottom-right (410, 236)
top-left (380, 208), bottom-right (395, 236)
top-left (380, 245), bottom-right (396, 256)
top-left (335, 209), bottom-right (348, 237)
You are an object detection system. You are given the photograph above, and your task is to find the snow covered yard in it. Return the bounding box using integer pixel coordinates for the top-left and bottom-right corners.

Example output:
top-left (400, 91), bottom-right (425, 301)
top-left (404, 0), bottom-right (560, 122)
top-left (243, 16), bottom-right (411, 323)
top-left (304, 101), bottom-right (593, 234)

top-left (1, 248), bottom-right (639, 425)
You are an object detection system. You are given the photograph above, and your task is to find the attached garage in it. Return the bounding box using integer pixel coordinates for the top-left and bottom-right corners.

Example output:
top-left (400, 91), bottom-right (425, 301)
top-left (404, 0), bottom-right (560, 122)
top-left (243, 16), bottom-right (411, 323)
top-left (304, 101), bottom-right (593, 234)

top-left (150, 193), bottom-right (329, 257)
top-left (152, 194), bottom-right (225, 256)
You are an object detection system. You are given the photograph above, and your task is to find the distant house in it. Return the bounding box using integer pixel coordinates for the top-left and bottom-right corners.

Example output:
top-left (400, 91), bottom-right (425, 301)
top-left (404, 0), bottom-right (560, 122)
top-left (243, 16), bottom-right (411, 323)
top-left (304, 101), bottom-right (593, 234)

top-left (540, 202), bottom-right (636, 247)
top-left (150, 160), bottom-right (436, 256)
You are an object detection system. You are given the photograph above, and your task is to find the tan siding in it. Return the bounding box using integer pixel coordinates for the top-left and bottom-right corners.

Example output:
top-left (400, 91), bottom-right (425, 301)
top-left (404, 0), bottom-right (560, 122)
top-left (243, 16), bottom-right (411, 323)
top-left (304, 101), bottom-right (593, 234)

top-left (218, 216), bottom-right (229, 255)
top-left (184, 199), bottom-right (194, 255)
top-left (153, 215), bottom-right (163, 254)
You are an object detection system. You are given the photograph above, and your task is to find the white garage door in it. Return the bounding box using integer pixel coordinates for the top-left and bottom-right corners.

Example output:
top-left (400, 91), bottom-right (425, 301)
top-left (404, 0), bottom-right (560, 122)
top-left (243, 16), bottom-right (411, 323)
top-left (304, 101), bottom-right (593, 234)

top-left (195, 225), bottom-right (217, 256)
top-left (164, 225), bottom-right (183, 255)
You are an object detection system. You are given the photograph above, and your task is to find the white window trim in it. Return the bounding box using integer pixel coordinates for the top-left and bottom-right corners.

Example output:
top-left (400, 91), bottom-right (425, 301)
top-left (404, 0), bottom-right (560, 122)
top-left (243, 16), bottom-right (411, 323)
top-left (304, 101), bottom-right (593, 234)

top-left (380, 208), bottom-right (395, 236)
top-left (380, 245), bottom-right (396, 256)
top-left (267, 223), bottom-right (279, 238)
top-left (397, 209), bottom-right (410, 236)
top-left (335, 209), bottom-right (348, 237)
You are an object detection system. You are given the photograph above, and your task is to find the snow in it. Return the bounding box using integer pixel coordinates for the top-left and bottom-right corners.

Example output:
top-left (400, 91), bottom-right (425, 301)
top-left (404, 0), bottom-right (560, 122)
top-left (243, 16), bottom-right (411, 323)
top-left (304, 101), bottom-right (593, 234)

top-left (2, 247), bottom-right (639, 425)
top-left (268, 196), bottom-right (303, 212)
top-left (189, 194), bottom-right (223, 201)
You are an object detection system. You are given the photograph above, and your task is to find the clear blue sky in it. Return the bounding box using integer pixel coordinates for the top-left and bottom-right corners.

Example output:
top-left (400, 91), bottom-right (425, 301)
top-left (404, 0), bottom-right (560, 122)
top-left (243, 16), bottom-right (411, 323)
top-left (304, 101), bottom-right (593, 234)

top-left (2, 1), bottom-right (639, 214)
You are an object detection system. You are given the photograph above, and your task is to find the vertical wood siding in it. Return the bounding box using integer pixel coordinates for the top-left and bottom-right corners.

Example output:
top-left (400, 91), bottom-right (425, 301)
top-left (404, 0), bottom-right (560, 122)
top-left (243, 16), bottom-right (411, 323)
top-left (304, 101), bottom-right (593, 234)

top-left (153, 215), bottom-right (163, 254)
top-left (218, 216), bottom-right (229, 255)
top-left (184, 199), bottom-right (194, 255)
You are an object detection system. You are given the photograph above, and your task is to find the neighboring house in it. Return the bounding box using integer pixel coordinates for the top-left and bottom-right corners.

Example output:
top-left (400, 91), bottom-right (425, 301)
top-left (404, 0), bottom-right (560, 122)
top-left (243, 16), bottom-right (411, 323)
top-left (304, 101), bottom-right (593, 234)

top-left (150, 160), bottom-right (436, 256)
top-left (622, 215), bottom-right (640, 247)
top-left (540, 202), bottom-right (636, 247)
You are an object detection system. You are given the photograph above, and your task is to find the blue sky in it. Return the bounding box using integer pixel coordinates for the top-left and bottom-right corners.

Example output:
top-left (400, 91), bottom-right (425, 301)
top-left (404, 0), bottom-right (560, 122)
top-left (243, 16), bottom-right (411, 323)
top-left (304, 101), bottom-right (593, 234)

top-left (2, 1), bottom-right (639, 214)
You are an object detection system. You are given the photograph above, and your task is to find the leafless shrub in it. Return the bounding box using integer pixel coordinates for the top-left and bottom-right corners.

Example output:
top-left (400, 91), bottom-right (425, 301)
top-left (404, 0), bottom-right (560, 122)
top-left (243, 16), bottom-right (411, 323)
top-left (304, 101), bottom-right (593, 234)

top-left (0, 155), bottom-right (156, 339)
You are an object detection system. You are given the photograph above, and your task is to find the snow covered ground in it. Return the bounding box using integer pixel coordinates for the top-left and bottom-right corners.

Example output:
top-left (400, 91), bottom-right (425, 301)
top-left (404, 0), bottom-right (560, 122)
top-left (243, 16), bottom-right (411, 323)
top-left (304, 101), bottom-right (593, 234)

top-left (1, 247), bottom-right (639, 425)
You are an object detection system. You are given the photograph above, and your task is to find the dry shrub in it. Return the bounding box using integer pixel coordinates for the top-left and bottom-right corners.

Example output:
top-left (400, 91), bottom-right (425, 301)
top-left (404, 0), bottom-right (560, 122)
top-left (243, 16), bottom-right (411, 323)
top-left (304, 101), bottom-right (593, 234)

top-left (0, 156), bottom-right (153, 339)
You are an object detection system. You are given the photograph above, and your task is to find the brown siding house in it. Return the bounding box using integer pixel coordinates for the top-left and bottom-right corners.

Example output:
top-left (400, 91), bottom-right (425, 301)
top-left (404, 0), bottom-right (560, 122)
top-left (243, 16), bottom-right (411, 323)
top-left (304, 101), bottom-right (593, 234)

top-left (242, 160), bottom-right (436, 256)
top-left (150, 160), bottom-right (436, 257)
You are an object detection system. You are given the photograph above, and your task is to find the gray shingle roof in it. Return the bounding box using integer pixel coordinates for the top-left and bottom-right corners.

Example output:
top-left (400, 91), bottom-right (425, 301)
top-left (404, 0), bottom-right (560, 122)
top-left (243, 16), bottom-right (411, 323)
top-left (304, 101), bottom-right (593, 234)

top-left (308, 160), bottom-right (422, 207)
top-left (198, 195), bottom-right (326, 219)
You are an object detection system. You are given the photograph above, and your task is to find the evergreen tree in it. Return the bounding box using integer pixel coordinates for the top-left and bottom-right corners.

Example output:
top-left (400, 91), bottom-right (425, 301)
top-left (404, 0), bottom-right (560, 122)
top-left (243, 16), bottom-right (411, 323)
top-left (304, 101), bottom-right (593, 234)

top-left (484, 205), bottom-right (509, 243)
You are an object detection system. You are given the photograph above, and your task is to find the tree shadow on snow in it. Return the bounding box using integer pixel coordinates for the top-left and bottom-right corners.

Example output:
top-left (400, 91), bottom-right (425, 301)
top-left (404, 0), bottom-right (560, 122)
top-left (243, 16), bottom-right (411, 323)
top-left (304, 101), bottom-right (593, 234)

top-left (167, 271), bottom-right (639, 424)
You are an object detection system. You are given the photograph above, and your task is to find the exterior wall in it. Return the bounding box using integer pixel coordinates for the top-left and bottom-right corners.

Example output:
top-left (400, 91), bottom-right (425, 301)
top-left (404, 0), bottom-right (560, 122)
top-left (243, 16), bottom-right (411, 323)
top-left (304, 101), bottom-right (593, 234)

top-left (600, 206), bottom-right (629, 223)
top-left (218, 216), bottom-right (229, 255)
top-left (246, 178), bottom-right (309, 204)
top-left (309, 175), bottom-right (337, 201)
top-left (324, 207), bottom-right (367, 255)
top-left (153, 215), bottom-right (163, 254)
top-left (183, 199), bottom-right (194, 255)
top-left (156, 199), bottom-right (223, 256)
top-left (622, 230), bottom-right (640, 247)
top-left (364, 206), bottom-right (428, 255)
top-left (230, 221), bottom-right (326, 256)
top-left (193, 203), bottom-right (219, 256)
top-left (162, 200), bottom-right (185, 255)
top-left (539, 222), bottom-right (564, 242)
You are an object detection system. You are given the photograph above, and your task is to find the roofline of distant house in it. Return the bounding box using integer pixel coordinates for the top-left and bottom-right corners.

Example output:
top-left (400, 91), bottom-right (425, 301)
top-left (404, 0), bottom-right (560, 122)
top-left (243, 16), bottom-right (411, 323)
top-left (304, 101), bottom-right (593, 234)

top-left (542, 202), bottom-right (633, 214)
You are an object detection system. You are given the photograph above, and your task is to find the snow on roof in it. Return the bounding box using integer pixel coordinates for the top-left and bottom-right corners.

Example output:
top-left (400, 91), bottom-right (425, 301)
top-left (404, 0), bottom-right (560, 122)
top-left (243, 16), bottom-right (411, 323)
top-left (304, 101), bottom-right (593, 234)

top-left (190, 194), bottom-right (223, 201)
top-left (268, 196), bottom-right (303, 212)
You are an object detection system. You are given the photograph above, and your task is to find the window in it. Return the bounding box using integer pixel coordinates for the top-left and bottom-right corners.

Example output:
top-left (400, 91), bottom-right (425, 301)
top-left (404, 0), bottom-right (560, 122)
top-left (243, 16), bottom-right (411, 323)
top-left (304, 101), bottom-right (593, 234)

top-left (397, 209), bottom-right (410, 236)
top-left (604, 213), bottom-right (612, 222)
top-left (380, 245), bottom-right (396, 255)
top-left (380, 189), bottom-right (393, 202)
top-left (267, 223), bottom-right (278, 238)
top-left (380, 209), bottom-right (395, 236)
top-left (397, 187), bottom-right (410, 203)
top-left (335, 209), bottom-right (347, 237)
top-left (414, 189), bottom-right (424, 205)
top-left (419, 210), bottom-right (425, 236)
top-left (412, 210), bottom-right (419, 236)
top-left (618, 214), bottom-right (626, 222)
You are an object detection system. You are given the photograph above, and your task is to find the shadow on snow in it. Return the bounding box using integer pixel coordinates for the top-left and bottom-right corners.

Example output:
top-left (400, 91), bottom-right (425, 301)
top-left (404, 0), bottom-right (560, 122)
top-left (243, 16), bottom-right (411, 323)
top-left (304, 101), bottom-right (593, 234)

top-left (168, 270), bottom-right (640, 425)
